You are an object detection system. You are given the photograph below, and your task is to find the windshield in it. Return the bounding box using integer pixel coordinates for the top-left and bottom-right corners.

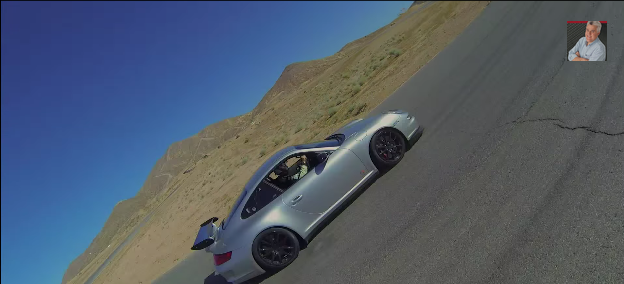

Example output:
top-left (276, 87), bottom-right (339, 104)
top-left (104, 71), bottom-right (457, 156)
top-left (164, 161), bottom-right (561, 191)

top-left (222, 189), bottom-right (247, 229)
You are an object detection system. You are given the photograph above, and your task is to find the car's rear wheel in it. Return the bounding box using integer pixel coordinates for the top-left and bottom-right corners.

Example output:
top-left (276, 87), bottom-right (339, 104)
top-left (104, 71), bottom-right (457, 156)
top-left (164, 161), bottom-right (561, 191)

top-left (252, 228), bottom-right (300, 272)
top-left (369, 128), bottom-right (407, 172)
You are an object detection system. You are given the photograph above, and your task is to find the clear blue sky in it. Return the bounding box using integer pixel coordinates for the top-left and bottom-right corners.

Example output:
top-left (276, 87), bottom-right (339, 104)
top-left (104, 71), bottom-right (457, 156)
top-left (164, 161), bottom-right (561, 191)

top-left (0, 1), bottom-right (413, 284)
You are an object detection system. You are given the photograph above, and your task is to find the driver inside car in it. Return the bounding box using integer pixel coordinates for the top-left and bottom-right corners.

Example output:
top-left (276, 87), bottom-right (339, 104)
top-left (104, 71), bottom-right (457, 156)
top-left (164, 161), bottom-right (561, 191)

top-left (272, 155), bottom-right (310, 188)
top-left (289, 155), bottom-right (309, 180)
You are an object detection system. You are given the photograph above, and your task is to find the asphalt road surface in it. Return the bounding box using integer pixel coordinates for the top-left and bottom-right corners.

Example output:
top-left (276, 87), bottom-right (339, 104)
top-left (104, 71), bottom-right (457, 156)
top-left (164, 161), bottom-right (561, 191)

top-left (154, 1), bottom-right (624, 283)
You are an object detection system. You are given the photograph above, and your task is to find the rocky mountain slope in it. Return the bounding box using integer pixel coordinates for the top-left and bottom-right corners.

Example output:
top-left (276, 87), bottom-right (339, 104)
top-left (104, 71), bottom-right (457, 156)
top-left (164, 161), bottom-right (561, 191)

top-left (61, 113), bottom-right (252, 283)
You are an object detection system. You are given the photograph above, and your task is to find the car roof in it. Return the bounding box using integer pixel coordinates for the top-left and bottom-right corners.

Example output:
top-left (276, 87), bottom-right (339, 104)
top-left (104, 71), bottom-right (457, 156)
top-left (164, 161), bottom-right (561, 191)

top-left (293, 138), bottom-right (342, 150)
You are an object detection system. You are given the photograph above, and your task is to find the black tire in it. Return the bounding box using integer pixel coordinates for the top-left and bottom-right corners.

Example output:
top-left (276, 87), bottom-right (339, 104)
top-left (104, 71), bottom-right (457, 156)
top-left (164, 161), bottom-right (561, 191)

top-left (252, 228), bottom-right (300, 272)
top-left (369, 128), bottom-right (407, 172)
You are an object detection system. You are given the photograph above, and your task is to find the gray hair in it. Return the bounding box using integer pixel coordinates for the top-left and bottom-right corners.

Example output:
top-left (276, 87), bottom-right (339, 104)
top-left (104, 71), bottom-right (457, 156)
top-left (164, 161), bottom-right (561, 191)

top-left (587, 21), bottom-right (602, 33)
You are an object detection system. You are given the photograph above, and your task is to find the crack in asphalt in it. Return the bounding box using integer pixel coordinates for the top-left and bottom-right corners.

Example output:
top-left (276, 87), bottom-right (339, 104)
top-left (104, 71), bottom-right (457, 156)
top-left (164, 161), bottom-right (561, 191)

top-left (503, 118), bottom-right (624, 136)
top-left (552, 123), bottom-right (624, 136)
top-left (508, 117), bottom-right (563, 125)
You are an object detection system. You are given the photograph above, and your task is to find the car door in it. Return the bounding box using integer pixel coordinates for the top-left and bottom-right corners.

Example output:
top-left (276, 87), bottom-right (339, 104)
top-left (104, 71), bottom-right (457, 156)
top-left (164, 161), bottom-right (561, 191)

top-left (281, 148), bottom-right (368, 214)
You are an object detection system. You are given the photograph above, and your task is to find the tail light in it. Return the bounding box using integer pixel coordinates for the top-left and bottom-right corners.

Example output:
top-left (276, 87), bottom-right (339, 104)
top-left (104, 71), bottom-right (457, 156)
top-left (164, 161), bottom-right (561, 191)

top-left (214, 251), bottom-right (232, 266)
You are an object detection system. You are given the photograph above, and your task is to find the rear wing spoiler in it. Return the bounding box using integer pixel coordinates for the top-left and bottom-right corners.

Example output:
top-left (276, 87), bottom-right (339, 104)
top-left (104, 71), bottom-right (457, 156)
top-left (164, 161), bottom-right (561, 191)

top-left (190, 217), bottom-right (219, 251)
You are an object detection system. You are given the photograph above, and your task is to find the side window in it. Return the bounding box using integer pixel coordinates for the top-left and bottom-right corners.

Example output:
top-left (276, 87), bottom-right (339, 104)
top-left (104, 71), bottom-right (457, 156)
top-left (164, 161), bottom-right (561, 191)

top-left (240, 151), bottom-right (334, 219)
top-left (266, 154), bottom-right (311, 190)
top-left (310, 151), bottom-right (332, 167)
top-left (241, 180), bottom-right (283, 219)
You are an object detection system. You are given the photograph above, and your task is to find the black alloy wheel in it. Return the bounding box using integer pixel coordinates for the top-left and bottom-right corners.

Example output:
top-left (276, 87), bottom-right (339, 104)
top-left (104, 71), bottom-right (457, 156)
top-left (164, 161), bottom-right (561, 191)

top-left (370, 128), bottom-right (407, 171)
top-left (252, 228), bottom-right (300, 271)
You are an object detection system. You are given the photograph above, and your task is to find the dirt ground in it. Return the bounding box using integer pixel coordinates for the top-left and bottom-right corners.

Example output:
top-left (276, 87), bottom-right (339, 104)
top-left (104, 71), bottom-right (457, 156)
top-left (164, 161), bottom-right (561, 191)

top-left (69, 2), bottom-right (491, 284)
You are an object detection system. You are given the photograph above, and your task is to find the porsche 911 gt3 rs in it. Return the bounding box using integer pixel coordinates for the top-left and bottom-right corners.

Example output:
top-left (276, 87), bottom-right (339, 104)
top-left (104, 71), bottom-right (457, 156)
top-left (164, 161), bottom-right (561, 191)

top-left (191, 109), bottom-right (423, 283)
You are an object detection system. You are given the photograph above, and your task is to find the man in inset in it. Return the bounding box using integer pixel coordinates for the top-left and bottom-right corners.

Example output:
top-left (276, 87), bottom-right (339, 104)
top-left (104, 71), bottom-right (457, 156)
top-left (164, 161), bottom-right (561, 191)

top-left (568, 21), bottom-right (606, 61)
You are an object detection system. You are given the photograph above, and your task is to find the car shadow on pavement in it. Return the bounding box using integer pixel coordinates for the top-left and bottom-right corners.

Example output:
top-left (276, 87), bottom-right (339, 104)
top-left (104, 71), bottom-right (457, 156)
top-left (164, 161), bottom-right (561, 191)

top-left (204, 272), bottom-right (228, 284)
top-left (241, 271), bottom-right (278, 284)
top-left (204, 271), bottom-right (278, 284)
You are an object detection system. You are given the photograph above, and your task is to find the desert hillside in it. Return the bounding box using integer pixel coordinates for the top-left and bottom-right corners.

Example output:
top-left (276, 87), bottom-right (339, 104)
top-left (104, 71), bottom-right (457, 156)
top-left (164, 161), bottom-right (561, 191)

top-left (62, 113), bottom-right (251, 283)
top-left (64, 2), bottom-right (491, 284)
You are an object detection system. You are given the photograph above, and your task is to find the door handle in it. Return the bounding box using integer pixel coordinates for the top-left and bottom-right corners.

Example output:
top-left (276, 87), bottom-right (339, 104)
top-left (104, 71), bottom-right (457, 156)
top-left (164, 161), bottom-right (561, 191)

top-left (291, 195), bottom-right (303, 205)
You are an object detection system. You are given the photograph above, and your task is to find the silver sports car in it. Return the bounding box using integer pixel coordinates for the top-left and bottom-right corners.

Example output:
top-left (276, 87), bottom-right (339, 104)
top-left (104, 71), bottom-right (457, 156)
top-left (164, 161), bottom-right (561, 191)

top-left (191, 109), bottom-right (423, 283)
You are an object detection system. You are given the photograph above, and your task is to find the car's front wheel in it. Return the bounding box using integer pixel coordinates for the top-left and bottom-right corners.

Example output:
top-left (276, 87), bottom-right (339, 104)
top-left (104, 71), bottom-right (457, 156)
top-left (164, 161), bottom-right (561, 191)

top-left (252, 228), bottom-right (300, 272)
top-left (369, 128), bottom-right (407, 172)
